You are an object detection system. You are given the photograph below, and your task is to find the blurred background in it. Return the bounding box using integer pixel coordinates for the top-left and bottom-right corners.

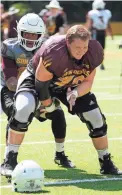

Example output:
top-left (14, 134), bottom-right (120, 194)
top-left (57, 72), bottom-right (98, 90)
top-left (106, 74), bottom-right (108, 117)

top-left (1, 0), bottom-right (122, 42)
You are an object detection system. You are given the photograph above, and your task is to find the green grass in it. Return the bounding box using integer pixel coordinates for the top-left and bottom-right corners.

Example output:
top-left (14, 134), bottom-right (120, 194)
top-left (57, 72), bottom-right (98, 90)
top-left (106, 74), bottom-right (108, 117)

top-left (0, 35), bottom-right (122, 195)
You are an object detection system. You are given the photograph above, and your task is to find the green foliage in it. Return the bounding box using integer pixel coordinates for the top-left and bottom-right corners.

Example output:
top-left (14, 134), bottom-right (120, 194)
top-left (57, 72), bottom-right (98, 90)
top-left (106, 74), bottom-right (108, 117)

top-left (10, 2), bottom-right (32, 17)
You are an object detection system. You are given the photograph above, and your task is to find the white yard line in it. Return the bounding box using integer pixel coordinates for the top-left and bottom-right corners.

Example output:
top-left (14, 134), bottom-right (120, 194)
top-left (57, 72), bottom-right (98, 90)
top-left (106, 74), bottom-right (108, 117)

top-left (94, 86), bottom-right (120, 89)
top-left (94, 86), bottom-right (122, 89)
top-left (0, 137), bottom-right (122, 146)
top-left (1, 112), bottom-right (122, 123)
top-left (44, 177), bottom-right (122, 185)
top-left (1, 177), bottom-right (122, 189)
top-left (97, 97), bottom-right (122, 100)
top-left (95, 76), bottom-right (120, 81)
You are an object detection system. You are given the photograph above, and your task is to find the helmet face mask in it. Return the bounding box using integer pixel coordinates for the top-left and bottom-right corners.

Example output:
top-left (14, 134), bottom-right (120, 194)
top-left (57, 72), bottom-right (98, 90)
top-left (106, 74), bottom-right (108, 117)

top-left (19, 31), bottom-right (43, 51)
top-left (11, 160), bottom-right (44, 192)
top-left (17, 13), bottom-right (46, 51)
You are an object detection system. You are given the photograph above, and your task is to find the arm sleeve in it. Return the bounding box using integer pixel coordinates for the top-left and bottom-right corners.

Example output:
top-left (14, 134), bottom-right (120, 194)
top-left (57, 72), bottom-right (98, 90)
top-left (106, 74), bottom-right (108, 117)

top-left (35, 79), bottom-right (51, 101)
top-left (2, 57), bottom-right (18, 81)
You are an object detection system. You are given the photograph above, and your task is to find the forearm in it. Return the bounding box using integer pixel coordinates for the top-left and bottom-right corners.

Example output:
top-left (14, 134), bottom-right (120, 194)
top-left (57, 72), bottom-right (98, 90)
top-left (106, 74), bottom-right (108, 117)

top-left (76, 80), bottom-right (93, 97)
top-left (35, 58), bottom-right (54, 109)
top-left (107, 24), bottom-right (112, 33)
top-left (85, 18), bottom-right (92, 30)
top-left (2, 57), bottom-right (18, 81)
top-left (35, 78), bottom-right (52, 107)
top-left (107, 23), bottom-right (113, 38)
top-left (35, 79), bottom-right (60, 113)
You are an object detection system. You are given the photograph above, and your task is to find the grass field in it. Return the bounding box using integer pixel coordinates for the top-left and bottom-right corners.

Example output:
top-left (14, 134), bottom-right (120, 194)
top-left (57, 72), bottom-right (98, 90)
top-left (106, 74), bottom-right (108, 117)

top-left (0, 36), bottom-right (122, 195)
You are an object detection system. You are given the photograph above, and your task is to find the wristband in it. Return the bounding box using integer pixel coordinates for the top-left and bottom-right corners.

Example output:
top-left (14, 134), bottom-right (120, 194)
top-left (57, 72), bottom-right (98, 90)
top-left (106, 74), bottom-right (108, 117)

top-left (67, 88), bottom-right (78, 101)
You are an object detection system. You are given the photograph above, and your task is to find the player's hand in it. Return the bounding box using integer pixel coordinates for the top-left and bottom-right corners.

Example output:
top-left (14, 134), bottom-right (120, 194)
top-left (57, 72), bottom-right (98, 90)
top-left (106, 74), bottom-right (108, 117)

top-left (34, 104), bottom-right (47, 122)
top-left (39, 105), bottom-right (47, 118)
top-left (66, 87), bottom-right (78, 111)
top-left (6, 77), bottom-right (17, 92)
top-left (45, 97), bottom-right (60, 113)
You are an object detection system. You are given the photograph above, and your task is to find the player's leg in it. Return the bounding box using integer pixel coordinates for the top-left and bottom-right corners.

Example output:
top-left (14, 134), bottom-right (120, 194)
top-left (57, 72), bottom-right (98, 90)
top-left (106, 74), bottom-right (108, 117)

top-left (96, 30), bottom-right (106, 70)
top-left (49, 91), bottom-right (75, 168)
top-left (0, 70), bottom-right (38, 176)
top-left (34, 92), bottom-right (75, 168)
top-left (1, 86), bottom-right (15, 146)
top-left (76, 92), bottom-right (122, 175)
top-left (1, 86), bottom-right (16, 164)
top-left (0, 86), bottom-right (5, 115)
top-left (0, 90), bottom-right (37, 176)
top-left (1, 86), bottom-right (15, 119)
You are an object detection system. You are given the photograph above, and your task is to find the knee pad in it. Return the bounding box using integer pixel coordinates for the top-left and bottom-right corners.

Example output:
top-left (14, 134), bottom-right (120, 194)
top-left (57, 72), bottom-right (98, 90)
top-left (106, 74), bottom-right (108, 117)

top-left (9, 114), bottom-right (34, 133)
top-left (87, 121), bottom-right (107, 138)
top-left (8, 91), bottom-right (37, 132)
top-left (79, 108), bottom-right (107, 138)
top-left (46, 108), bottom-right (66, 139)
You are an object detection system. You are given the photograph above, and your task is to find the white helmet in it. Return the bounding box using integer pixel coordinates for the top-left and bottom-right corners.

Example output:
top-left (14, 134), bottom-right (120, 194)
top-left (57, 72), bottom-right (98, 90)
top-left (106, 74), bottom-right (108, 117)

top-left (17, 13), bottom-right (46, 51)
top-left (92, 0), bottom-right (105, 10)
top-left (46, 0), bottom-right (63, 10)
top-left (11, 160), bottom-right (44, 192)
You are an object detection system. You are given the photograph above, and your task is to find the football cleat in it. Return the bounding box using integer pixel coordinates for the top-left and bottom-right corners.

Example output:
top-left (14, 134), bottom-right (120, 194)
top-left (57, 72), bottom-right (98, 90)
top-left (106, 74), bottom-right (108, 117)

top-left (99, 153), bottom-right (122, 175)
top-left (0, 151), bottom-right (18, 177)
top-left (54, 151), bottom-right (75, 168)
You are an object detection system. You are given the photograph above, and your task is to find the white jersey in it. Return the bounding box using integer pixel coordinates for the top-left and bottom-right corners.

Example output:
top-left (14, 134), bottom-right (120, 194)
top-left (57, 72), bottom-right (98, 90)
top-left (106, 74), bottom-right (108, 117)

top-left (88, 9), bottom-right (112, 30)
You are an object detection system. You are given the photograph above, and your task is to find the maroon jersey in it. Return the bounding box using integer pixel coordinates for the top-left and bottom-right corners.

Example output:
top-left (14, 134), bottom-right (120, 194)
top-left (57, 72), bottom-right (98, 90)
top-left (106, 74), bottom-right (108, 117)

top-left (27, 35), bottom-right (103, 90)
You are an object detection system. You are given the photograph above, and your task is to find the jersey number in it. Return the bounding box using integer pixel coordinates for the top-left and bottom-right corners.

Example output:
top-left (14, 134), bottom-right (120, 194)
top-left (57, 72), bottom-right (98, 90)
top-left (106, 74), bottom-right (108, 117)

top-left (99, 16), bottom-right (104, 24)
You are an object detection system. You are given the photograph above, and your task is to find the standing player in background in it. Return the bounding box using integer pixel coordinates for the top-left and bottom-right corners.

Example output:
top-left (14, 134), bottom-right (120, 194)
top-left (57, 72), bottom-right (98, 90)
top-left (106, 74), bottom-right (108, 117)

top-left (0, 5), bottom-right (20, 41)
top-left (1, 3), bottom-right (10, 41)
top-left (39, 0), bottom-right (68, 37)
top-left (86, 0), bottom-right (113, 70)
top-left (7, 7), bottom-right (20, 39)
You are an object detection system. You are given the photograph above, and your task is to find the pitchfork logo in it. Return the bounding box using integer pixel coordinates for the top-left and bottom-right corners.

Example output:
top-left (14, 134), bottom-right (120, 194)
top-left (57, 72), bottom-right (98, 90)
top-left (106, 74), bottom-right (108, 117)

top-left (25, 180), bottom-right (35, 188)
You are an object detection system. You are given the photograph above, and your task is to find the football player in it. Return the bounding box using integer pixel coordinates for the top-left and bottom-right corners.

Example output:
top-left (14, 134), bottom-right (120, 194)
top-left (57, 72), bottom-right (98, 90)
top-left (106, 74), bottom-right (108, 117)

top-left (1, 13), bottom-right (45, 128)
top-left (86, 0), bottom-right (113, 70)
top-left (40, 0), bottom-right (68, 37)
top-left (0, 13), bottom-right (74, 176)
top-left (27, 25), bottom-right (120, 175)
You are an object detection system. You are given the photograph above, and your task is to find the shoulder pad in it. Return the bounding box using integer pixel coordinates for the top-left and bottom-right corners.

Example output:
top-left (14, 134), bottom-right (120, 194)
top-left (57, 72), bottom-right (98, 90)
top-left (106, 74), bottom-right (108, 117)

top-left (88, 10), bottom-right (96, 18)
top-left (105, 9), bottom-right (112, 19)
